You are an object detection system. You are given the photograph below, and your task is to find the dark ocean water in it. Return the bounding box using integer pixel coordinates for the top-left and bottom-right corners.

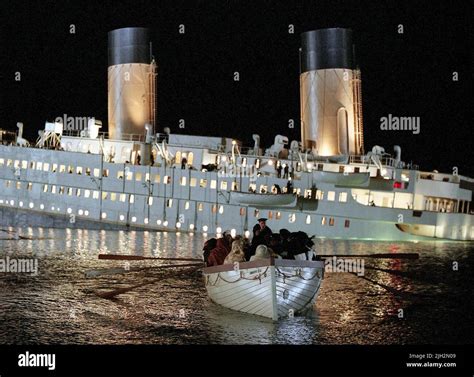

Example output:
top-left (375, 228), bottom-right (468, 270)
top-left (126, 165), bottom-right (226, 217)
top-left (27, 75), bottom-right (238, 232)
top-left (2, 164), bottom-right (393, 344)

top-left (0, 227), bottom-right (473, 345)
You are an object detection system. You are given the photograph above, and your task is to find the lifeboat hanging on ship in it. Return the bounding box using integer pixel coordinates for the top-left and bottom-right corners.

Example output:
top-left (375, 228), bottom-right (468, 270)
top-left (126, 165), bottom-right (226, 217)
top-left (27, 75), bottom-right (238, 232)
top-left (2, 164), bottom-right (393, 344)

top-left (229, 192), bottom-right (297, 206)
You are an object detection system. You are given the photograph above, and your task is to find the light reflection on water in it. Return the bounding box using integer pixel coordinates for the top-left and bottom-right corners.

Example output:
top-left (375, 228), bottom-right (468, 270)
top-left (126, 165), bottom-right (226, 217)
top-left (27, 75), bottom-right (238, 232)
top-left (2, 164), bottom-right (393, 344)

top-left (0, 227), bottom-right (472, 345)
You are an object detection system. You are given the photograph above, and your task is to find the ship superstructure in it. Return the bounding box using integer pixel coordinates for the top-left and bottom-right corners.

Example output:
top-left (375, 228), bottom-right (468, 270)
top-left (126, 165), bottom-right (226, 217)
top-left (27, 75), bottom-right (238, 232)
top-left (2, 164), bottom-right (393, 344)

top-left (1, 27), bottom-right (472, 241)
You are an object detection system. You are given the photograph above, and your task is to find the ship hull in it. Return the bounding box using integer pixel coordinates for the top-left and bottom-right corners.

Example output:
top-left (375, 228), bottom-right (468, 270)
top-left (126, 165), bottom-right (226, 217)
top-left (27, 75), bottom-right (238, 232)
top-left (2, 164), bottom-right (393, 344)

top-left (0, 144), bottom-right (472, 241)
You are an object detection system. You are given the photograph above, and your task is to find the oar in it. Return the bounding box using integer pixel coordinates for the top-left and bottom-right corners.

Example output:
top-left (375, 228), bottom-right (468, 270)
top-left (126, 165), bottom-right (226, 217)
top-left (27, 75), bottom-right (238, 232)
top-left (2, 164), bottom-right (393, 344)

top-left (85, 263), bottom-right (203, 278)
top-left (94, 265), bottom-right (203, 299)
top-left (98, 254), bottom-right (203, 262)
top-left (318, 253), bottom-right (419, 259)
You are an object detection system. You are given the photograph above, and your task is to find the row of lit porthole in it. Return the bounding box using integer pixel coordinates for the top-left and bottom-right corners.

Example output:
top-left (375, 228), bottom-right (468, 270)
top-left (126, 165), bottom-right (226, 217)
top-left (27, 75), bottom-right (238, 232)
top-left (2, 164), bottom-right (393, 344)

top-left (0, 199), bottom-right (94, 216)
top-left (0, 199), bottom-right (239, 234)
top-left (1, 199), bottom-right (280, 236)
top-left (99, 212), bottom-right (252, 236)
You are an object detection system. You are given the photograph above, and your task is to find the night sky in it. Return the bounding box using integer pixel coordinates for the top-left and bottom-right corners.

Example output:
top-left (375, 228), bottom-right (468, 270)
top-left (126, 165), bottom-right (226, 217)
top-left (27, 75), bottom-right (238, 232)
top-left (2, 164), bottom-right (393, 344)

top-left (2, 0), bottom-right (473, 176)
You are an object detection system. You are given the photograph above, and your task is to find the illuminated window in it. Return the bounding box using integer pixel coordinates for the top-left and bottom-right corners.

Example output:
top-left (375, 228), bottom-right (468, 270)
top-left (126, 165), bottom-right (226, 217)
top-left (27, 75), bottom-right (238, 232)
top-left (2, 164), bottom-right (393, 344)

top-left (327, 191), bottom-right (335, 201)
top-left (76, 166), bottom-right (82, 175)
top-left (200, 179), bottom-right (207, 188)
top-left (22, 160), bottom-right (28, 169)
top-left (117, 171), bottom-right (123, 179)
top-left (167, 199), bottom-right (173, 207)
top-left (27, 182), bottom-right (33, 191)
top-left (103, 169), bottom-right (109, 177)
top-left (0, 158), bottom-right (4, 165)
top-left (85, 168), bottom-right (91, 176)
top-left (190, 178), bottom-right (197, 187)
top-left (185, 201), bottom-right (190, 210)
top-left (51, 186), bottom-right (56, 194)
top-left (102, 192), bottom-right (108, 200)
top-left (268, 211), bottom-right (273, 219)
top-left (316, 190), bottom-right (324, 200)
top-left (339, 192), bottom-right (348, 202)
top-left (254, 209), bottom-right (260, 218)
top-left (304, 189), bottom-right (312, 199)
top-left (212, 205), bottom-right (217, 213)
top-left (37, 162), bottom-right (43, 170)
top-left (148, 197), bottom-right (153, 205)
top-left (289, 213), bottom-right (296, 223)
top-left (180, 176), bottom-right (187, 186)
top-left (135, 173), bottom-right (142, 182)
top-left (306, 215), bottom-right (311, 224)
top-left (219, 205), bottom-right (224, 214)
top-left (145, 173), bottom-right (150, 182)
top-left (126, 171), bottom-right (133, 180)
top-left (110, 193), bottom-right (117, 201)
top-left (129, 194), bottom-right (135, 203)
top-left (164, 176), bottom-right (171, 184)
top-left (154, 175), bottom-right (160, 183)
top-left (120, 194), bottom-right (126, 202)
top-left (187, 152), bottom-right (194, 166)
top-left (76, 189), bottom-right (81, 197)
top-left (16, 182), bottom-right (21, 190)
top-left (67, 187), bottom-right (73, 196)
top-left (240, 208), bottom-right (246, 216)
top-left (94, 168), bottom-right (100, 177)
top-left (43, 184), bottom-right (48, 193)
top-left (59, 186), bottom-right (65, 194)
top-left (93, 191), bottom-right (99, 199)
top-left (198, 203), bottom-right (203, 211)
top-left (59, 164), bottom-right (66, 173)
top-left (210, 180), bottom-right (217, 189)
top-left (276, 211), bottom-right (281, 220)
top-left (321, 217), bottom-right (327, 226)
top-left (220, 181), bottom-right (228, 190)
top-left (329, 217), bottom-right (335, 226)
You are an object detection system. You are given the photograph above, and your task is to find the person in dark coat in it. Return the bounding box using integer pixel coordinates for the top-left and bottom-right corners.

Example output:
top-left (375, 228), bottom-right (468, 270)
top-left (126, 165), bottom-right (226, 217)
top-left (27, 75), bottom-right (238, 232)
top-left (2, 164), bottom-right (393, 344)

top-left (202, 238), bottom-right (217, 266)
top-left (276, 164), bottom-right (282, 178)
top-left (252, 218), bottom-right (272, 243)
top-left (248, 218), bottom-right (273, 260)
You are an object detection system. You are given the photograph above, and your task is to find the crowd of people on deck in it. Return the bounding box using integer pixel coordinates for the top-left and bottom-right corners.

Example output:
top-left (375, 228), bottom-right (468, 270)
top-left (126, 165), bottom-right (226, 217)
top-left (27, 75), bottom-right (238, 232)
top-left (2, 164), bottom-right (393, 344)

top-left (203, 218), bottom-right (317, 267)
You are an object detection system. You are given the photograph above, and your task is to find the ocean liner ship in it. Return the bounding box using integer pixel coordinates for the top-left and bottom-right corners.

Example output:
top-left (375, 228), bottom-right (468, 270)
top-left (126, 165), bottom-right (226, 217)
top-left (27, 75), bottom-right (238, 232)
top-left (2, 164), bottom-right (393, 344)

top-left (1, 27), bottom-right (472, 241)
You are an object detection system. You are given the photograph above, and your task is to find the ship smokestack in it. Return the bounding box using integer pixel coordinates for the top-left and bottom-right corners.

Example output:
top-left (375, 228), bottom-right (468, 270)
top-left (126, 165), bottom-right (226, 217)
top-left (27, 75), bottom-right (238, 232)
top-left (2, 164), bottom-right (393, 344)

top-left (300, 28), bottom-right (364, 156)
top-left (108, 27), bottom-right (156, 140)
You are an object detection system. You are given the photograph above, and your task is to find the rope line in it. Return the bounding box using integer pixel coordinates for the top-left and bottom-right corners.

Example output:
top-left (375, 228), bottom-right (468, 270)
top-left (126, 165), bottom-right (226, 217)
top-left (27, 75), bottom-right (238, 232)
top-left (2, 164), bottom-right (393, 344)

top-left (205, 267), bottom-right (322, 286)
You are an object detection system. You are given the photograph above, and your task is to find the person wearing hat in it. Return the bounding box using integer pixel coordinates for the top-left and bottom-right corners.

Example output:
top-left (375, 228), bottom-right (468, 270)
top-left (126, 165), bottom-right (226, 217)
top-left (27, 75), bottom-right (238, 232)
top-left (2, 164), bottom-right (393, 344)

top-left (253, 218), bottom-right (272, 240)
top-left (249, 217), bottom-right (273, 254)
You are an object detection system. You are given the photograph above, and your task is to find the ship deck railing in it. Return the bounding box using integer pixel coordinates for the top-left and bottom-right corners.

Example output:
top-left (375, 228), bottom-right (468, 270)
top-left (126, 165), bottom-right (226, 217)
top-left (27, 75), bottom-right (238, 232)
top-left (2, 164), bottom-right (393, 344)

top-left (349, 155), bottom-right (419, 170)
top-left (62, 130), bottom-right (148, 142)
